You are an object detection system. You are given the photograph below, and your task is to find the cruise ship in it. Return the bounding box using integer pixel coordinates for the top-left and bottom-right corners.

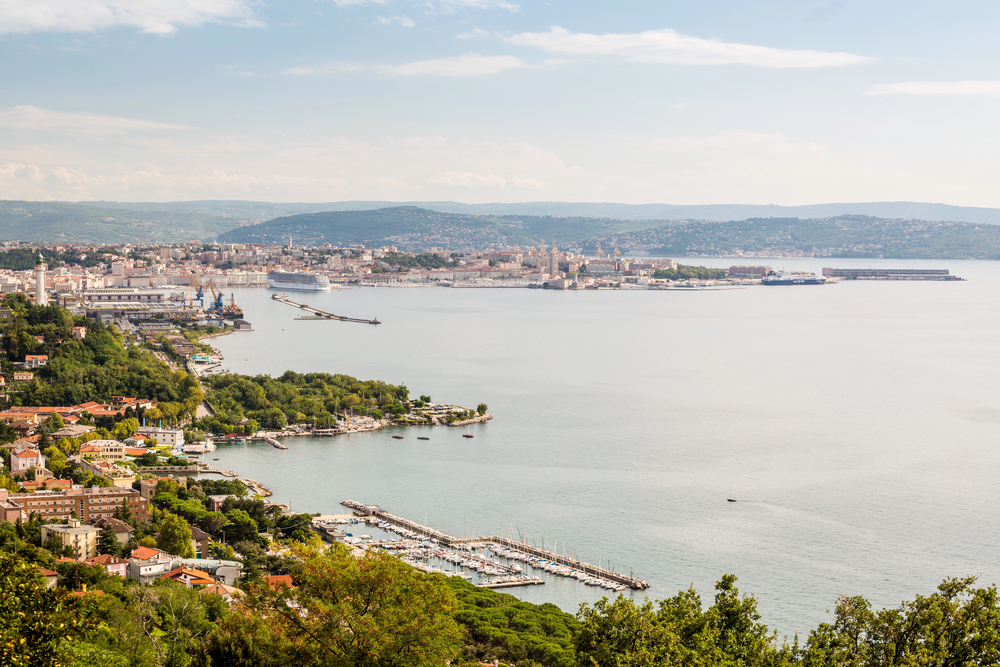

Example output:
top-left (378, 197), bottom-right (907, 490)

top-left (266, 271), bottom-right (332, 291)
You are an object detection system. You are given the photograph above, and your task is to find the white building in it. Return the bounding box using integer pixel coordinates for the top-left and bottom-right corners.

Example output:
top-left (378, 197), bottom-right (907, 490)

top-left (11, 449), bottom-right (44, 474)
top-left (137, 427), bottom-right (185, 448)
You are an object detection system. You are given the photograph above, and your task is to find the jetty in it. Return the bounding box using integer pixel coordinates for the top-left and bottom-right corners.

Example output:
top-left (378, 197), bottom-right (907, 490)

top-left (341, 500), bottom-right (649, 590)
top-left (271, 293), bottom-right (380, 325)
top-left (261, 435), bottom-right (288, 450)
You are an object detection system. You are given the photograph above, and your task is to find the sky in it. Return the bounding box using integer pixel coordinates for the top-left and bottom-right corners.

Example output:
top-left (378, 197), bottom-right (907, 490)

top-left (1, 0), bottom-right (999, 206)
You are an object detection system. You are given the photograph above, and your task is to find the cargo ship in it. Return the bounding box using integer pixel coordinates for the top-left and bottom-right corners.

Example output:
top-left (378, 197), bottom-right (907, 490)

top-left (266, 271), bottom-right (332, 291)
top-left (761, 272), bottom-right (827, 286)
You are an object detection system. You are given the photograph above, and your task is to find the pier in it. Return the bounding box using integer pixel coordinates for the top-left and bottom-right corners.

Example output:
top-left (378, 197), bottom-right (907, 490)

top-left (341, 500), bottom-right (649, 590)
top-left (271, 293), bottom-right (380, 325)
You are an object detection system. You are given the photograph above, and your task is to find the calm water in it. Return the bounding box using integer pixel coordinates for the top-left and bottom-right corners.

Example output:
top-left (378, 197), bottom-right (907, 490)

top-left (209, 258), bottom-right (1000, 636)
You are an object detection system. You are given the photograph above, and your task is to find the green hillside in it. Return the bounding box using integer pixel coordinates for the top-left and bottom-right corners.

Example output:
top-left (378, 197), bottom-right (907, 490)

top-left (216, 206), bottom-right (654, 249)
top-left (0, 200), bottom-right (240, 243)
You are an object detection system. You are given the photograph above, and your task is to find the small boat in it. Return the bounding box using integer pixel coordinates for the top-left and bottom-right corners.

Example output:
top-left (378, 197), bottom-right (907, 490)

top-left (392, 435), bottom-right (404, 440)
top-left (212, 458), bottom-right (219, 461)
top-left (727, 498), bottom-right (737, 502)
top-left (463, 434), bottom-right (474, 439)
top-left (417, 436), bottom-right (429, 440)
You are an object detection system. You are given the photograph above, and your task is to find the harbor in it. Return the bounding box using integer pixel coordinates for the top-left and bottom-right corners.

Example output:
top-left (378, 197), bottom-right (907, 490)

top-left (338, 500), bottom-right (649, 591)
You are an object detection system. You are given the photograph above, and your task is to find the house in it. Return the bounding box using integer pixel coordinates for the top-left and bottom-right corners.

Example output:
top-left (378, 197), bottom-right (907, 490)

top-left (11, 448), bottom-right (44, 474)
top-left (264, 574), bottom-right (294, 590)
top-left (190, 526), bottom-right (211, 558)
top-left (86, 553), bottom-right (129, 578)
top-left (170, 558), bottom-right (243, 586)
top-left (38, 567), bottom-right (59, 589)
top-left (140, 475), bottom-right (186, 502)
top-left (72, 326), bottom-right (87, 340)
top-left (129, 546), bottom-right (173, 563)
top-left (207, 495), bottom-right (234, 512)
top-left (12, 372), bottom-right (33, 382)
top-left (160, 566), bottom-right (215, 588)
top-left (20, 476), bottom-right (72, 492)
top-left (200, 582), bottom-right (242, 603)
top-left (136, 427), bottom-right (184, 448)
top-left (40, 519), bottom-right (100, 561)
top-left (128, 558), bottom-right (174, 584)
top-left (24, 355), bottom-right (48, 369)
top-left (88, 516), bottom-right (134, 545)
top-left (124, 434), bottom-right (149, 447)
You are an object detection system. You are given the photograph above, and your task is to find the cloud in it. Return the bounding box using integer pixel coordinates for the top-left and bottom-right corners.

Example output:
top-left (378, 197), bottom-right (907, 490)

top-left (866, 81), bottom-right (1000, 96)
top-left (507, 26), bottom-right (872, 68)
top-left (0, 0), bottom-right (263, 35)
top-left (280, 61), bottom-right (367, 76)
top-left (629, 129), bottom-right (827, 156)
top-left (376, 15), bottom-right (416, 27)
top-left (0, 105), bottom-right (196, 134)
top-left (378, 53), bottom-right (525, 76)
top-left (431, 171), bottom-right (544, 189)
top-left (456, 28), bottom-right (490, 39)
top-left (424, 0), bottom-right (519, 13)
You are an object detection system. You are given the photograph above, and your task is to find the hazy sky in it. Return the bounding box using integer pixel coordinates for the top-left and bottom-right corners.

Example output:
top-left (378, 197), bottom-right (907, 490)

top-left (1, 1), bottom-right (999, 205)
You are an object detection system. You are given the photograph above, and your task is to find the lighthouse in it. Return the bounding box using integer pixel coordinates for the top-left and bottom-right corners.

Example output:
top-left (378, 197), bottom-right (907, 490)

top-left (34, 251), bottom-right (47, 306)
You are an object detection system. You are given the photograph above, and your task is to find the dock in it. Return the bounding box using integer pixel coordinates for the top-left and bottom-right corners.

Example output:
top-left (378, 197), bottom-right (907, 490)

top-left (341, 500), bottom-right (649, 590)
top-left (272, 293), bottom-right (380, 325)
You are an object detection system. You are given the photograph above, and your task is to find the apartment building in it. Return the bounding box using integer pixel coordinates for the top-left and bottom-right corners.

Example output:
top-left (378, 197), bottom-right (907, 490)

top-left (0, 486), bottom-right (150, 522)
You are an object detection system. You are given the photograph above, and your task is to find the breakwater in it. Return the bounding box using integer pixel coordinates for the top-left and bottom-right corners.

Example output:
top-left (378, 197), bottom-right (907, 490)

top-left (341, 500), bottom-right (649, 590)
top-left (272, 293), bottom-right (380, 325)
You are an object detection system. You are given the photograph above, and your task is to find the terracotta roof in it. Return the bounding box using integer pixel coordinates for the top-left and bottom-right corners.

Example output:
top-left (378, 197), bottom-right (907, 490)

top-left (13, 449), bottom-right (41, 458)
top-left (129, 546), bottom-right (165, 561)
top-left (200, 582), bottom-right (241, 596)
top-left (160, 566), bottom-right (215, 586)
top-left (263, 574), bottom-right (294, 589)
top-left (87, 554), bottom-right (128, 566)
top-left (37, 567), bottom-right (58, 577)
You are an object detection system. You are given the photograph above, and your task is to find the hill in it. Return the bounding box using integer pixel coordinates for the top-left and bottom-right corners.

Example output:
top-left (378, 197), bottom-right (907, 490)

top-left (0, 200), bottom-right (243, 243)
top-left (83, 199), bottom-right (1000, 224)
top-left (215, 206), bottom-right (653, 250)
top-left (597, 215), bottom-right (1000, 259)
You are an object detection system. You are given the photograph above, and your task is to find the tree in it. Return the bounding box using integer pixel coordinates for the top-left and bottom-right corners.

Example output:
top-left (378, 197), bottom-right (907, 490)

top-left (98, 525), bottom-right (122, 557)
top-left (156, 512), bottom-right (195, 558)
top-left (0, 552), bottom-right (95, 667)
top-left (210, 545), bottom-right (462, 667)
top-left (477, 403), bottom-right (488, 416)
top-left (224, 508), bottom-right (259, 544)
top-left (134, 451), bottom-right (160, 467)
top-left (113, 497), bottom-right (132, 524)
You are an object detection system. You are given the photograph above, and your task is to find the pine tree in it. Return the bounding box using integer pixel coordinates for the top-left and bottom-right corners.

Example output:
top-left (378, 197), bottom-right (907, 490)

top-left (98, 525), bottom-right (122, 557)
top-left (114, 497), bottom-right (132, 525)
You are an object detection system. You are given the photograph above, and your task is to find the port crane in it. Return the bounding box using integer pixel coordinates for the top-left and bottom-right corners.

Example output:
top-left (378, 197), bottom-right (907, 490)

top-left (188, 275), bottom-right (205, 307)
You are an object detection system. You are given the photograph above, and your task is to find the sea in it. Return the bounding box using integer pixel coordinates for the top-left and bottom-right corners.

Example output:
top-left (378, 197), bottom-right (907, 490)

top-left (206, 257), bottom-right (1000, 638)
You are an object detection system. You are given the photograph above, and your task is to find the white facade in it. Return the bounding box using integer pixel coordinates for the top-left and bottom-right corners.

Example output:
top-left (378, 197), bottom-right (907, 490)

top-left (137, 427), bottom-right (184, 448)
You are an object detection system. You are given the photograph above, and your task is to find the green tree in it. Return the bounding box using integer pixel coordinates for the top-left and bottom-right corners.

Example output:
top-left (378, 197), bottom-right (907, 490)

top-left (206, 545), bottom-right (462, 667)
top-left (113, 497), bottom-right (132, 525)
top-left (97, 525), bottom-right (122, 557)
top-left (156, 512), bottom-right (195, 558)
top-left (477, 403), bottom-right (488, 416)
top-left (223, 508), bottom-right (259, 544)
top-left (0, 552), bottom-right (95, 667)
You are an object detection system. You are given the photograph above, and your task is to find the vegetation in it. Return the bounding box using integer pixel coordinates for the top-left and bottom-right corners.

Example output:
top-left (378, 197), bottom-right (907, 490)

top-left (0, 295), bottom-right (203, 423)
top-left (652, 264), bottom-right (727, 280)
top-left (598, 215), bottom-right (1000, 259)
top-left (198, 370), bottom-right (412, 432)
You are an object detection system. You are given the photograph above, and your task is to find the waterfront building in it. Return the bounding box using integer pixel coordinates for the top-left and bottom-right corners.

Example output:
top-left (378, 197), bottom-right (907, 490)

top-left (729, 265), bottom-right (773, 277)
top-left (137, 426), bottom-right (184, 448)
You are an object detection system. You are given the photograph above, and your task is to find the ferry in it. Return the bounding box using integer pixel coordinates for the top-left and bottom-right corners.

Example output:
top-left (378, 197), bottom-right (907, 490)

top-left (266, 271), bottom-right (332, 291)
top-left (761, 272), bottom-right (827, 286)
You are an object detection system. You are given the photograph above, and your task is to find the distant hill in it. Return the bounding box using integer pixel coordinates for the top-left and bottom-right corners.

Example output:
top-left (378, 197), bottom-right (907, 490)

top-left (215, 206), bottom-right (654, 249)
top-left (219, 207), bottom-right (1000, 259)
top-left (0, 200), bottom-right (238, 243)
top-left (83, 199), bottom-right (1000, 224)
top-left (595, 216), bottom-right (1000, 260)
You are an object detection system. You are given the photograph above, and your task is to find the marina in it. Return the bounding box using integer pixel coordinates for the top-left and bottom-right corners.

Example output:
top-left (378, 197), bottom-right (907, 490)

top-left (339, 500), bottom-right (649, 590)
